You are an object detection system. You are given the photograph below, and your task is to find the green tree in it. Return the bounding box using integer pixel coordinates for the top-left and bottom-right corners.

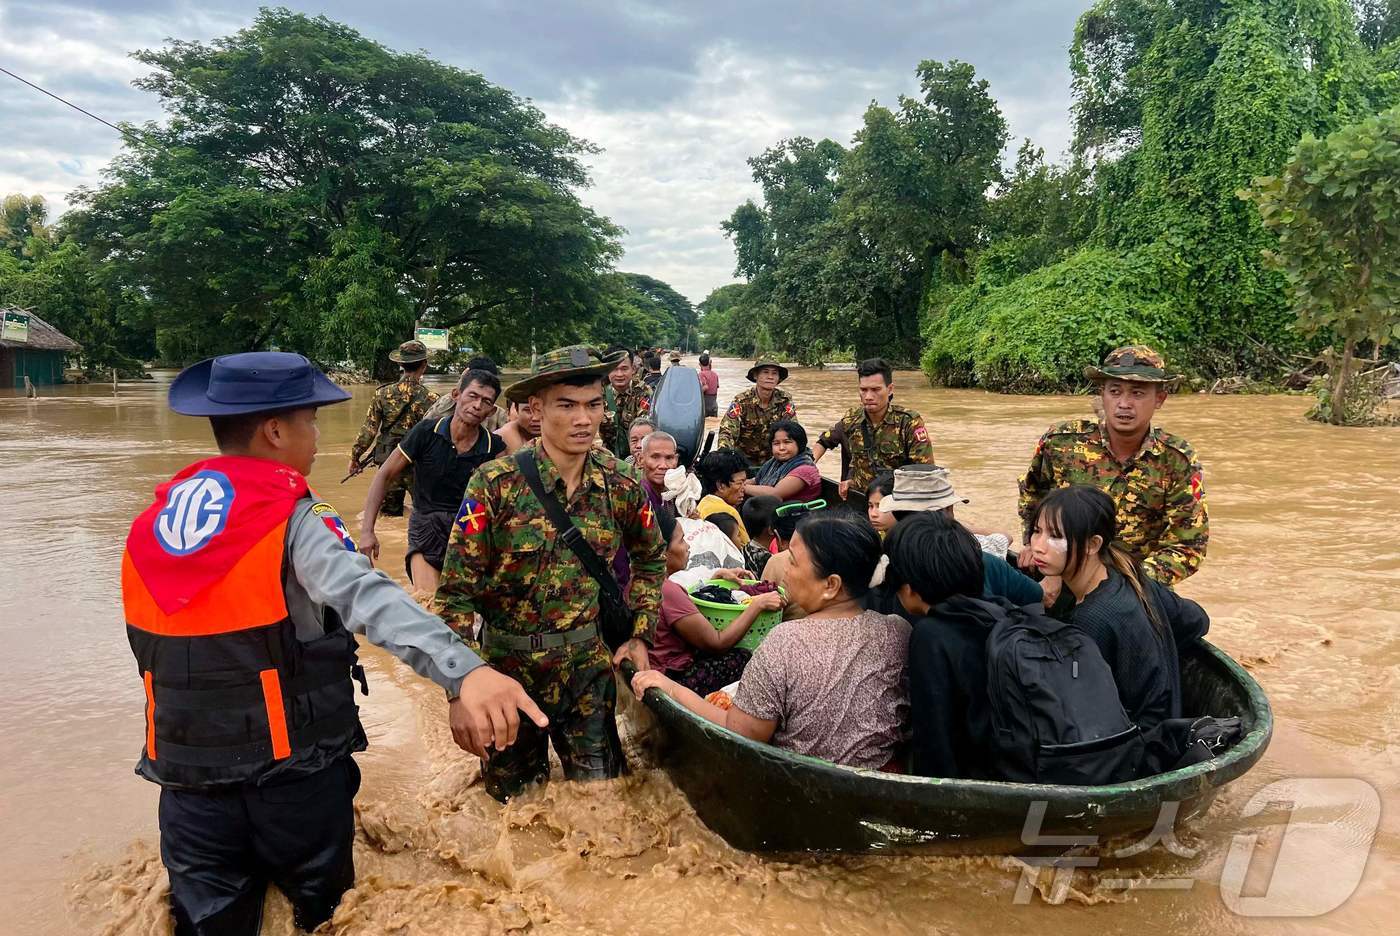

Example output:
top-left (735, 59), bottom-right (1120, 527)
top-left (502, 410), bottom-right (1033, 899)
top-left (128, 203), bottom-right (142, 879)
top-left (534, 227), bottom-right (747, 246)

top-left (68, 8), bottom-right (620, 370)
top-left (1244, 106), bottom-right (1400, 423)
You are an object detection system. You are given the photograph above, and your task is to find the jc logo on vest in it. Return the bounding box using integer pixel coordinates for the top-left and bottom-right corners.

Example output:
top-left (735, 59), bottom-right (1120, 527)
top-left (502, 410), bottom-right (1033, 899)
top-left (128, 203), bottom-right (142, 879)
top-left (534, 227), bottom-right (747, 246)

top-left (155, 470), bottom-right (235, 555)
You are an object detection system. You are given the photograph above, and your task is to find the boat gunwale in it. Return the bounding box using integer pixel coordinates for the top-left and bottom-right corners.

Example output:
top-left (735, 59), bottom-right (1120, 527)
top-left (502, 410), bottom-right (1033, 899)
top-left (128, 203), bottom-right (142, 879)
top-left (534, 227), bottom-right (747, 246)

top-left (637, 638), bottom-right (1273, 800)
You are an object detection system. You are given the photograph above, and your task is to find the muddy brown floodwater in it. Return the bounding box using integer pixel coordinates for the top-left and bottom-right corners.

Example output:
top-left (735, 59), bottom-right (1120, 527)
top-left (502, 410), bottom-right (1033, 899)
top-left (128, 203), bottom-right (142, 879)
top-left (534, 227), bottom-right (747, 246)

top-left (1, 357), bottom-right (1397, 935)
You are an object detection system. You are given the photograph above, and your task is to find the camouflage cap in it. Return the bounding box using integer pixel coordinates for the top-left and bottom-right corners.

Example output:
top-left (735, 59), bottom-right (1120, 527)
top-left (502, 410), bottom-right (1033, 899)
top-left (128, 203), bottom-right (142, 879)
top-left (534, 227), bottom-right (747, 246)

top-left (505, 344), bottom-right (627, 403)
top-left (1084, 345), bottom-right (1181, 385)
top-left (388, 339), bottom-right (429, 364)
top-left (746, 357), bottom-right (790, 383)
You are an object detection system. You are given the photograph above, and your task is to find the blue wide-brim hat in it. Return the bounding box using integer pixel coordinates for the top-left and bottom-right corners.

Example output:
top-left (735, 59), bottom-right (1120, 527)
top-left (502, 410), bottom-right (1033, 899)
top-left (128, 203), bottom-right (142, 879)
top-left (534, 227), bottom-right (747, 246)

top-left (169, 352), bottom-right (352, 416)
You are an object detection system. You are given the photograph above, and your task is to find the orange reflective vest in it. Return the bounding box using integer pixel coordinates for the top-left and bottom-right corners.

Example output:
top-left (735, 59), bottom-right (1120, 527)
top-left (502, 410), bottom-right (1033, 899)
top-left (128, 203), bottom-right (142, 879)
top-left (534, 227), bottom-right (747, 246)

top-left (122, 457), bottom-right (365, 790)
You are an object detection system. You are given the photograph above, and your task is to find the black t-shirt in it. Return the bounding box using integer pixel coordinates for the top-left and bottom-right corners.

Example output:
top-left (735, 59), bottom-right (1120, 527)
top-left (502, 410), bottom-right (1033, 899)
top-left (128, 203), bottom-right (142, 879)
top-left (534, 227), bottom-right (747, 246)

top-left (397, 417), bottom-right (505, 513)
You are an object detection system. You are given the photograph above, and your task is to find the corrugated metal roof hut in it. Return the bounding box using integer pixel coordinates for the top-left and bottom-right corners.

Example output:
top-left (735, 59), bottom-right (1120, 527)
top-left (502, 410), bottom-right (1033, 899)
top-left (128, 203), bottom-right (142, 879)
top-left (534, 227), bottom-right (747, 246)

top-left (0, 308), bottom-right (81, 388)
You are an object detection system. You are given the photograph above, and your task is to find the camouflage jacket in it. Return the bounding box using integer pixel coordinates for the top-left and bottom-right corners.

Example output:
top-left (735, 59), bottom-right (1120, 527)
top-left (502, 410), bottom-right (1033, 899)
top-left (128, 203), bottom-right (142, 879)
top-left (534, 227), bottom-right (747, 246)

top-left (600, 379), bottom-right (652, 457)
top-left (717, 387), bottom-right (797, 465)
top-left (1017, 419), bottom-right (1208, 585)
top-left (351, 379), bottom-right (439, 463)
top-left (436, 441), bottom-right (666, 658)
top-left (817, 403), bottom-right (935, 491)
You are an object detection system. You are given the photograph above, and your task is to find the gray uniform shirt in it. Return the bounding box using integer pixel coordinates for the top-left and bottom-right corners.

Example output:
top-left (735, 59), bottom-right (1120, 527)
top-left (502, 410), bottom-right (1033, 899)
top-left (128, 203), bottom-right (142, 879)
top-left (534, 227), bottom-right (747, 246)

top-left (284, 496), bottom-right (483, 695)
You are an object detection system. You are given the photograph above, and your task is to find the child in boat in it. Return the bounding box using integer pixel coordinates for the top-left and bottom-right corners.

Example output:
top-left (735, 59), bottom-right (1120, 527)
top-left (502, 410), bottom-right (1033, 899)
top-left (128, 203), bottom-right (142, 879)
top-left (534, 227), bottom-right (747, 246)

top-left (1025, 485), bottom-right (1209, 733)
top-left (740, 495), bottom-right (781, 579)
top-left (633, 514), bottom-right (910, 771)
top-left (866, 471), bottom-right (896, 536)
top-left (650, 511), bottom-right (784, 696)
top-left (883, 512), bottom-right (1003, 779)
top-left (705, 512), bottom-right (743, 551)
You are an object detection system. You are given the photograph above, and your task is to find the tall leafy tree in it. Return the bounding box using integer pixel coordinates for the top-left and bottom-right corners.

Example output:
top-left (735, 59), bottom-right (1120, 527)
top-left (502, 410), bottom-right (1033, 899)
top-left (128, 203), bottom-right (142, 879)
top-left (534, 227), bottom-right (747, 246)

top-left (67, 8), bottom-right (620, 369)
top-left (1245, 106), bottom-right (1400, 423)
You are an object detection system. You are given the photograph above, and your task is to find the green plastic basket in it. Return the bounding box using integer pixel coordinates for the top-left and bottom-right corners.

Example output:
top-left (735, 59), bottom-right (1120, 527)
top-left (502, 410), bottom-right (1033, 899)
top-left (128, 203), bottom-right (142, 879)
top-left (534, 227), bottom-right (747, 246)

top-left (688, 579), bottom-right (784, 651)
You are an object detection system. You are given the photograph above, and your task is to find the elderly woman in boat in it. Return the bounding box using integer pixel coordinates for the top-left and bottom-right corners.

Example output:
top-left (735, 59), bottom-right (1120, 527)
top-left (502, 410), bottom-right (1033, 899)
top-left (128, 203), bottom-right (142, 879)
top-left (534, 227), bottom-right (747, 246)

top-left (633, 513), bottom-right (909, 771)
top-left (743, 419), bottom-right (822, 504)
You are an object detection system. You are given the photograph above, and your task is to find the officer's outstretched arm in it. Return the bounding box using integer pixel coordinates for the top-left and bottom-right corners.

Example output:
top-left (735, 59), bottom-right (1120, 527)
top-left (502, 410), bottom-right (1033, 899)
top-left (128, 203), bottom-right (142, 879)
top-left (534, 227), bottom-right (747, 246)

top-left (288, 501), bottom-right (484, 696)
top-left (449, 667), bottom-right (549, 758)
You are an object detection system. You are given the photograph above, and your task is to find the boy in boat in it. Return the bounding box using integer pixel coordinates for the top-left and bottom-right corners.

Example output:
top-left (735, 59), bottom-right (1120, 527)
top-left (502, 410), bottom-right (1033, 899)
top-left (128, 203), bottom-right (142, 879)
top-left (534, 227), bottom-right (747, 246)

top-left (1017, 345), bottom-right (1208, 586)
top-left (436, 345), bottom-right (666, 802)
top-left (123, 351), bottom-right (542, 934)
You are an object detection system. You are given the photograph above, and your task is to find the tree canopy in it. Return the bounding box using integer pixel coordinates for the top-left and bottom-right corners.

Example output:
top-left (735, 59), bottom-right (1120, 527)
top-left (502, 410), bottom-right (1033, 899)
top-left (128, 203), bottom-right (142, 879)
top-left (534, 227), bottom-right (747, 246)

top-left (1245, 104), bottom-right (1400, 422)
top-left (64, 8), bottom-right (635, 370)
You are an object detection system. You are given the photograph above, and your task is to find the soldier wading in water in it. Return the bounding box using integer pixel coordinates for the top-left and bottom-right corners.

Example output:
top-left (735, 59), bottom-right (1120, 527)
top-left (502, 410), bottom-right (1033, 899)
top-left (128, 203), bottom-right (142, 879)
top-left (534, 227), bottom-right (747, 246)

top-left (347, 339), bottom-right (439, 516)
top-left (717, 357), bottom-right (798, 467)
top-left (436, 345), bottom-right (666, 801)
top-left (1017, 344), bottom-right (1209, 587)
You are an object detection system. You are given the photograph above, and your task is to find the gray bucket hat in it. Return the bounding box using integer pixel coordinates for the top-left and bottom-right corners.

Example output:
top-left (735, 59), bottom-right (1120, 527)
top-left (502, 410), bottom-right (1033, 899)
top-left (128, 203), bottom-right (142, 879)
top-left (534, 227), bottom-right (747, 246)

top-left (878, 465), bottom-right (968, 514)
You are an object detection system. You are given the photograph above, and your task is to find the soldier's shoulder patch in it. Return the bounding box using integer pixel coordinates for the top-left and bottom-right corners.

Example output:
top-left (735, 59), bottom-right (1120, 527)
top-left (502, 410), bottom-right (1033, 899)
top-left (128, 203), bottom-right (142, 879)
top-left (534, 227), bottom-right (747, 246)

top-left (913, 424), bottom-right (929, 444)
top-left (725, 400), bottom-right (742, 419)
top-left (454, 497), bottom-right (489, 537)
top-left (311, 501), bottom-right (356, 552)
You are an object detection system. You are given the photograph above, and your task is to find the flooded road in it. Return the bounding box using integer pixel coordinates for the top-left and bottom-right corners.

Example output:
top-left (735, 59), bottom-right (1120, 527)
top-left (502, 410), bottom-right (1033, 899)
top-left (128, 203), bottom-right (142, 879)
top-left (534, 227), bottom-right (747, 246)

top-left (1, 357), bottom-right (1396, 934)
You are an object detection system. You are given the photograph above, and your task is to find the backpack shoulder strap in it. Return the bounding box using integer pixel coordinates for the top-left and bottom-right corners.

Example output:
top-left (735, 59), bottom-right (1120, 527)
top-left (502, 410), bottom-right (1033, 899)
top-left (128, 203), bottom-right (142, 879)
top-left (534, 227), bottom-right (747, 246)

top-left (513, 450), bottom-right (624, 603)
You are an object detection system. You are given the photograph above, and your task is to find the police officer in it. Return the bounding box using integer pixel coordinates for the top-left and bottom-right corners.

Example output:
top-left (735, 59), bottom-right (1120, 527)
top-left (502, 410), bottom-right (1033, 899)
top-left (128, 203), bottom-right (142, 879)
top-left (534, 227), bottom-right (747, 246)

top-left (436, 345), bottom-right (666, 802)
top-left (1017, 345), bottom-right (1208, 585)
top-left (812, 357), bottom-right (935, 511)
top-left (717, 358), bottom-right (798, 466)
top-left (124, 352), bottom-right (545, 934)
top-left (347, 340), bottom-right (438, 516)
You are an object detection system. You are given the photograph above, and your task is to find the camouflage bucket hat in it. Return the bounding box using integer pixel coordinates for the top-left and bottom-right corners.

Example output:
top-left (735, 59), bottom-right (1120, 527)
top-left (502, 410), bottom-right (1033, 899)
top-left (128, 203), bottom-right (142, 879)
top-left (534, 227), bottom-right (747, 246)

top-left (746, 357), bottom-right (790, 383)
top-left (388, 339), bottom-right (429, 364)
top-left (1084, 345), bottom-right (1182, 386)
top-left (505, 344), bottom-right (627, 403)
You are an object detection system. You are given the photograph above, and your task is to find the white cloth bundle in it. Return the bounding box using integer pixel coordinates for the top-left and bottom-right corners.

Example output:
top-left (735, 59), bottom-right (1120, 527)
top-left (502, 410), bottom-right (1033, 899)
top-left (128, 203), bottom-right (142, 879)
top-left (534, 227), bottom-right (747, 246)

top-left (662, 466), bottom-right (703, 518)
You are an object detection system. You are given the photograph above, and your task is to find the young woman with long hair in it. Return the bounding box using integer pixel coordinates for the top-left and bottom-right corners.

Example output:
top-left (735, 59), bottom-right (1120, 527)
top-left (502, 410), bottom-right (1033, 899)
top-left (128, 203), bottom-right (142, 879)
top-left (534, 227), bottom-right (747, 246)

top-left (1026, 485), bottom-right (1209, 732)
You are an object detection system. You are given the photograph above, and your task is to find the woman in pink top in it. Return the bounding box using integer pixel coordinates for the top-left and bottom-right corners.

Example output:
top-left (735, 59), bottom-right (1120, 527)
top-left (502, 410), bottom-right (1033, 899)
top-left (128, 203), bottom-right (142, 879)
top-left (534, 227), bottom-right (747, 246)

top-left (698, 353), bottom-right (720, 417)
top-left (633, 513), bottom-right (910, 771)
top-left (744, 420), bottom-right (822, 504)
top-left (650, 511), bottom-right (786, 696)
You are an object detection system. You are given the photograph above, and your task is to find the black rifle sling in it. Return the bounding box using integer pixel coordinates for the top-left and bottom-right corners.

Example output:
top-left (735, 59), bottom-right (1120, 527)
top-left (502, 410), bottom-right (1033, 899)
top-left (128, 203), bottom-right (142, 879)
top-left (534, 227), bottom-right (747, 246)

top-left (514, 451), bottom-right (627, 607)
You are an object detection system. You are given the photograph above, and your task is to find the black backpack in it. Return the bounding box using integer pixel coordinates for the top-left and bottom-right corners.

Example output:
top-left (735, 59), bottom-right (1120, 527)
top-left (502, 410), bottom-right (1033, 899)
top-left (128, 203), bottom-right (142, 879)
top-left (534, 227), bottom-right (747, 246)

top-left (984, 602), bottom-right (1145, 786)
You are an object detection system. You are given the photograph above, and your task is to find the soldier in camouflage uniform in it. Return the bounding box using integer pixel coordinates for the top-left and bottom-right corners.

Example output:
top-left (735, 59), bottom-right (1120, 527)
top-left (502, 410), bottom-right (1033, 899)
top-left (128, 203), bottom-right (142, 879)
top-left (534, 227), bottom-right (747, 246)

top-left (436, 345), bottom-right (665, 801)
top-left (599, 344), bottom-right (652, 458)
top-left (348, 340), bottom-right (439, 516)
top-left (813, 357), bottom-right (935, 509)
top-left (1017, 345), bottom-right (1208, 586)
top-left (717, 358), bottom-right (797, 466)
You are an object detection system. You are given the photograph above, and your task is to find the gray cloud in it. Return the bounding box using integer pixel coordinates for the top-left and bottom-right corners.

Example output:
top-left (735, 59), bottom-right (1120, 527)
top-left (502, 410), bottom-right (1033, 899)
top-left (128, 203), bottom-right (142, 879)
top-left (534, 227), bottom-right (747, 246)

top-left (0, 0), bottom-right (1091, 302)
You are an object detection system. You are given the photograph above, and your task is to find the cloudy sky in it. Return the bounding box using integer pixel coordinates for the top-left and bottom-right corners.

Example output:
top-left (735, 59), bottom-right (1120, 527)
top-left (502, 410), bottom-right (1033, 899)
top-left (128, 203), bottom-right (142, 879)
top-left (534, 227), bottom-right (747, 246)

top-left (0, 0), bottom-right (1089, 303)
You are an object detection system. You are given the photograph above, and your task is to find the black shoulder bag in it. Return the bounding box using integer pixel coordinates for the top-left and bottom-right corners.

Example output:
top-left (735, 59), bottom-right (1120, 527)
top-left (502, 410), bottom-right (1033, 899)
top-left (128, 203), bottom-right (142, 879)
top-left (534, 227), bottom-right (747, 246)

top-left (514, 450), bottom-right (635, 651)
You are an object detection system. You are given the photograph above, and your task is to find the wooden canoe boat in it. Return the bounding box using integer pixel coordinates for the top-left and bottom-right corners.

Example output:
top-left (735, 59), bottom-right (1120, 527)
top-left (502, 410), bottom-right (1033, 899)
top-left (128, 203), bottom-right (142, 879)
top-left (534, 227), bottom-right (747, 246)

top-left (633, 639), bottom-right (1271, 854)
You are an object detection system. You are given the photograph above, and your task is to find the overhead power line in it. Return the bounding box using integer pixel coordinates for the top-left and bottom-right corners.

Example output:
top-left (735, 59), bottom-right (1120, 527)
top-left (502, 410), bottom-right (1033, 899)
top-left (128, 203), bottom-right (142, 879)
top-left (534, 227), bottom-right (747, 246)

top-left (0, 63), bottom-right (148, 146)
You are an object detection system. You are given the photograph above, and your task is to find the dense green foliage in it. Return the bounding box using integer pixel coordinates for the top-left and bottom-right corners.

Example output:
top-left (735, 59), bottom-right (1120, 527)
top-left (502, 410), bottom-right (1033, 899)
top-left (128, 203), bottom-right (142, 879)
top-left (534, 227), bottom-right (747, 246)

top-left (922, 0), bottom-right (1398, 390)
top-left (711, 0), bottom-right (1400, 392)
top-left (0, 196), bottom-right (154, 372)
top-left (40, 8), bottom-right (688, 373)
top-left (1244, 105), bottom-right (1400, 422)
top-left (709, 60), bottom-right (1006, 365)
